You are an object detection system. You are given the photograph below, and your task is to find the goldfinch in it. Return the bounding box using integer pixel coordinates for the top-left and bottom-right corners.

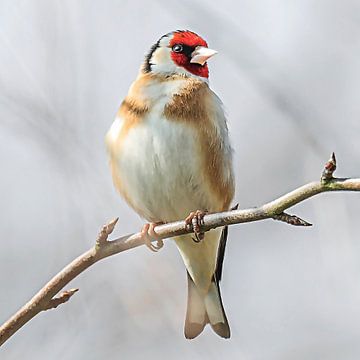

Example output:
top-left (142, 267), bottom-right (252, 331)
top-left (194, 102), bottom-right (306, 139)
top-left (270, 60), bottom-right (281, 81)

top-left (106, 30), bottom-right (235, 339)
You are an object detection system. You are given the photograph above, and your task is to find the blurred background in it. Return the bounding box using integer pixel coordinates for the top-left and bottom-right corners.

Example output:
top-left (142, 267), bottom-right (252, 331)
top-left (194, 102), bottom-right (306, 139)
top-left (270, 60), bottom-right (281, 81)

top-left (1, 0), bottom-right (360, 359)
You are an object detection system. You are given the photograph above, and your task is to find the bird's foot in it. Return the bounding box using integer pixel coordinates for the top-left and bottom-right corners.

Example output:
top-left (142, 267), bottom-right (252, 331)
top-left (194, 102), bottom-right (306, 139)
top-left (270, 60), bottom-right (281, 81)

top-left (185, 210), bottom-right (208, 243)
top-left (140, 222), bottom-right (164, 252)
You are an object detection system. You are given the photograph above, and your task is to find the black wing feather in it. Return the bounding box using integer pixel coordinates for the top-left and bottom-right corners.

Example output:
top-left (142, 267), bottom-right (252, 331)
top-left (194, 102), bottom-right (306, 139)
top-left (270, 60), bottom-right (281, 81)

top-left (215, 226), bottom-right (228, 282)
top-left (215, 204), bottom-right (238, 282)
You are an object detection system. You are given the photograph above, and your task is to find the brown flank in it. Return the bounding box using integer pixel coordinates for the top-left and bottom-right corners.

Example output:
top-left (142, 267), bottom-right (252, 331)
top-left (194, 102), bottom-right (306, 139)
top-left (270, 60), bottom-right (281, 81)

top-left (108, 98), bottom-right (149, 216)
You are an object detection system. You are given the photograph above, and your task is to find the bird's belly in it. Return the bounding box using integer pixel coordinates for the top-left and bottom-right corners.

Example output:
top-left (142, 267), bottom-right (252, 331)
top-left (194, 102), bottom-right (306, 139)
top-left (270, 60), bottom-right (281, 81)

top-left (110, 116), bottom-right (216, 222)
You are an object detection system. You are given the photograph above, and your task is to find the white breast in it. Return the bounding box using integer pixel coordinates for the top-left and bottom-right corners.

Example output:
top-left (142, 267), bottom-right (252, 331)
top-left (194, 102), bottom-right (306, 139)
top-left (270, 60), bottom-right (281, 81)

top-left (108, 111), bottom-right (214, 222)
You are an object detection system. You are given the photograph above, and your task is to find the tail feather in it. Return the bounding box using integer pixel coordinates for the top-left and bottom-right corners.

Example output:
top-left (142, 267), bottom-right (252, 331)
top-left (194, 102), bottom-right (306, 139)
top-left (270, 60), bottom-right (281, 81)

top-left (185, 271), bottom-right (207, 339)
top-left (206, 278), bottom-right (230, 338)
top-left (185, 272), bottom-right (230, 339)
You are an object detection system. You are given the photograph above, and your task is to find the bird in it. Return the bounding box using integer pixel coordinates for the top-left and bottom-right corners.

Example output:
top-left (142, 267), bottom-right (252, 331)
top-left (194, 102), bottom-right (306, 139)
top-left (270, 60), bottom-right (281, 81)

top-left (106, 30), bottom-right (235, 339)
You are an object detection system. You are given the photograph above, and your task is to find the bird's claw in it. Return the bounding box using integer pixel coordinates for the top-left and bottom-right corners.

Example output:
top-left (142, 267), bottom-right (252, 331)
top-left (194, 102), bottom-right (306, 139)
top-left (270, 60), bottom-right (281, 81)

top-left (141, 223), bottom-right (164, 252)
top-left (185, 210), bottom-right (208, 243)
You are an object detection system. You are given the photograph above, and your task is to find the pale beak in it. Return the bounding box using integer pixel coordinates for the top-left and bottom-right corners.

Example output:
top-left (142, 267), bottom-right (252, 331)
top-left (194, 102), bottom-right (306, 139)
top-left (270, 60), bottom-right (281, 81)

top-left (190, 46), bottom-right (218, 65)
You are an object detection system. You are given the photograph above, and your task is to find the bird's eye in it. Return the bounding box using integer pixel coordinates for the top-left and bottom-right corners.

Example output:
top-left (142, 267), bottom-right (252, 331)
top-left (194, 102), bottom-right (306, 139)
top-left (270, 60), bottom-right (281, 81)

top-left (172, 44), bottom-right (183, 53)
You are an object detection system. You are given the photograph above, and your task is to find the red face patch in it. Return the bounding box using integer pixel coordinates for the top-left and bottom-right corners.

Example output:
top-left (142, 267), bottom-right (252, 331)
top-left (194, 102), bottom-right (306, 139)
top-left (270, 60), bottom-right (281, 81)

top-left (169, 31), bottom-right (209, 78)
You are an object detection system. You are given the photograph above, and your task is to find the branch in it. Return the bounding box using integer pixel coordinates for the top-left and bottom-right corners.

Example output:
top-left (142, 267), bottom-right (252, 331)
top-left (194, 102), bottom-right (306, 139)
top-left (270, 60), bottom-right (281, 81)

top-left (1, 154), bottom-right (359, 346)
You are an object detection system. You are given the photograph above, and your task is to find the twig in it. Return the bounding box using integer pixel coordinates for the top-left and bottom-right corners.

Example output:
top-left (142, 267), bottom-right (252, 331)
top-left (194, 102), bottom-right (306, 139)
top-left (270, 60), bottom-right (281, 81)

top-left (43, 289), bottom-right (79, 311)
top-left (1, 153), bottom-right (359, 346)
top-left (321, 152), bottom-right (337, 181)
top-left (272, 212), bottom-right (312, 226)
top-left (96, 217), bottom-right (119, 246)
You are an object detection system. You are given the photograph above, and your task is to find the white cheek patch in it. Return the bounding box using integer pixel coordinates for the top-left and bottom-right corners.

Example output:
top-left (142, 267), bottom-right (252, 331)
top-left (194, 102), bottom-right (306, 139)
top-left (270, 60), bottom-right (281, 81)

top-left (151, 47), bottom-right (177, 75)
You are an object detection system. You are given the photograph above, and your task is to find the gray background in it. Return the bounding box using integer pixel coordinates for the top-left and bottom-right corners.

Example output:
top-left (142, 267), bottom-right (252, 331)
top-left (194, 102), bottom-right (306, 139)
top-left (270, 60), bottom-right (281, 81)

top-left (1, 1), bottom-right (360, 359)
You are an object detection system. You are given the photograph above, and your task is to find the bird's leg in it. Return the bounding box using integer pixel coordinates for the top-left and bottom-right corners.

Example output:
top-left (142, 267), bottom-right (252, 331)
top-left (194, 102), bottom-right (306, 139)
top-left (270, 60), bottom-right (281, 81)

top-left (140, 222), bottom-right (164, 252)
top-left (185, 210), bottom-right (208, 243)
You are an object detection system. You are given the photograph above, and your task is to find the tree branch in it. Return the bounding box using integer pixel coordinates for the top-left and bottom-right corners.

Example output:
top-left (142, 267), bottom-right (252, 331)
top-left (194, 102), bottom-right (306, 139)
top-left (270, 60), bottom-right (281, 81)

top-left (1, 154), bottom-right (359, 346)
